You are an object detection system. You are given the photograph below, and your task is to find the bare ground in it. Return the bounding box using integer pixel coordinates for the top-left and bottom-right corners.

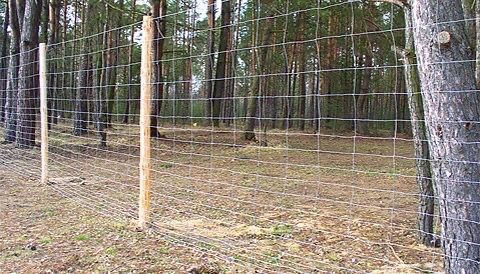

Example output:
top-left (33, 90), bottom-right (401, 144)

top-left (0, 124), bottom-right (443, 273)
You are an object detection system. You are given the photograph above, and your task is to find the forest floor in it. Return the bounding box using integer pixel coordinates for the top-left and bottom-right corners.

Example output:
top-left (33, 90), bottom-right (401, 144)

top-left (0, 124), bottom-right (443, 273)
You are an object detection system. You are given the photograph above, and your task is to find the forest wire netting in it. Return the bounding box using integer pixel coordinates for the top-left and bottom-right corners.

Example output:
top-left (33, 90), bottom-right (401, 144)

top-left (1, 0), bottom-right (467, 272)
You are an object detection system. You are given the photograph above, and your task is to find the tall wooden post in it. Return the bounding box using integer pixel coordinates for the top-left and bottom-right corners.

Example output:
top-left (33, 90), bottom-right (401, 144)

top-left (138, 16), bottom-right (153, 230)
top-left (39, 43), bottom-right (48, 185)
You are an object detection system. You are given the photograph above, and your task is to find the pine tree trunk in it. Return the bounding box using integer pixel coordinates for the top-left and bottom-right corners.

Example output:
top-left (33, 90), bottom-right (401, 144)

top-left (48, 0), bottom-right (61, 128)
top-left (204, 0), bottom-right (215, 126)
top-left (211, 0), bottom-right (231, 127)
top-left (476, 0), bottom-right (480, 88)
top-left (412, 1), bottom-right (480, 272)
top-left (16, 0), bottom-right (41, 148)
top-left (462, 0), bottom-right (475, 48)
top-left (4, 0), bottom-right (20, 144)
top-left (150, 0), bottom-right (166, 138)
top-left (297, 11), bottom-right (306, 131)
top-left (0, 3), bottom-right (9, 123)
top-left (73, 1), bottom-right (90, 136)
top-left (391, 6), bottom-right (436, 247)
top-left (244, 14), bottom-right (274, 141)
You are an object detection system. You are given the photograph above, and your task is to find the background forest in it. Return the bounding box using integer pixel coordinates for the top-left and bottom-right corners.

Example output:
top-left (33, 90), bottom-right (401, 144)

top-left (0, 0), bottom-right (415, 146)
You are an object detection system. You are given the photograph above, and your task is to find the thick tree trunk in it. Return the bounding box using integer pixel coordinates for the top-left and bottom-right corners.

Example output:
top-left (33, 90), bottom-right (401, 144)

top-left (412, 1), bottom-right (480, 273)
top-left (4, 0), bottom-right (20, 144)
top-left (211, 0), bottom-right (231, 127)
top-left (16, 0), bottom-right (41, 148)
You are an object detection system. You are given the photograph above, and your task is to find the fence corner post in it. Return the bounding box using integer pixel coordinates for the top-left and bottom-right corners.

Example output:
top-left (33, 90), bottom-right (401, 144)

top-left (138, 16), bottom-right (154, 230)
top-left (39, 43), bottom-right (48, 185)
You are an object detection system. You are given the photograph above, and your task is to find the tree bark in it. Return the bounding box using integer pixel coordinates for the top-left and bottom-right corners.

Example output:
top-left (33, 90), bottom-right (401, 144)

top-left (356, 4), bottom-right (376, 136)
top-left (4, 0), bottom-right (20, 144)
top-left (48, 0), bottom-right (61, 127)
top-left (204, 0), bottom-right (215, 126)
top-left (0, 3), bottom-right (9, 123)
top-left (73, 0), bottom-right (90, 136)
top-left (150, 0), bottom-right (166, 138)
top-left (297, 11), bottom-right (306, 131)
top-left (16, 0), bottom-right (42, 148)
top-left (392, 5), bottom-right (436, 246)
top-left (244, 14), bottom-right (274, 141)
top-left (476, 0), bottom-right (480, 88)
top-left (123, 0), bottom-right (136, 124)
top-left (412, 1), bottom-right (480, 272)
top-left (211, 0), bottom-right (231, 127)
top-left (461, 0), bottom-right (475, 48)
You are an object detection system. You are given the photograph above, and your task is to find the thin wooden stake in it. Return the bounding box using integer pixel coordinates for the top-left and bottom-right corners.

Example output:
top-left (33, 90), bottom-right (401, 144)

top-left (39, 43), bottom-right (48, 185)
top-left (138, 16), bottom-right (154, 230)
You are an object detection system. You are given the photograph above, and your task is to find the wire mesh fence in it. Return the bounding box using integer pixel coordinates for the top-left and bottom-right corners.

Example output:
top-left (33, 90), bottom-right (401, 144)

top-left (3, 0), bottom-right (480, 272)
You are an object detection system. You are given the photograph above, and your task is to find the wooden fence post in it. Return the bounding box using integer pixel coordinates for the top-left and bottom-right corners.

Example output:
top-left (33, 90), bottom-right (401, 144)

top-left (138, 16), bottom-right (154, 230)
top-left (39, 43), bottom-right (48, 185)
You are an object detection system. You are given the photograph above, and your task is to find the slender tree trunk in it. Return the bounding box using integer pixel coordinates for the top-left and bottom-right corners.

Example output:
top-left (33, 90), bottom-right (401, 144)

top-left (412, 1), bottom-right (480, 272)
top-left (73, 0), bottom-right (89, 136)
top-left (0, 3), bottom-right (9, 123)
top-left (297, 11), bottom-right (306, 131)
top-left (204, 0), bottom-right (215, 126)
top-left (323, 11), bottom-right (336, 127)
top-left (95, 30), bottom-right (107, 148)
top-left (244, 14), bottom-right (274, 141)
top-left (223, 0), bottom-right (240, 127)
top-left (282, 43), bottom-right (296, 130)
top-left (356, 45), bottom-right (372, 135)
top-left (150, 0), bottom-right (166, 137)
top-left (390, 6), bottom-right (436, 247)
top-left (182, 5), bottom-right (192, 125)
top-left (106, 1), bottom-right (120, 128)
top-left (40, 0), bottom-right (48, 43)
top-left (356, 4), bottom-right (376, 136)
top-left (48, 0), bottom-right (61, 128)
top-left (96, 16), bottom-right (109, 148)
top-left (59, 0), bottom-right (67, 118)
top-left (123, 0), bottom-right (136, 124)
